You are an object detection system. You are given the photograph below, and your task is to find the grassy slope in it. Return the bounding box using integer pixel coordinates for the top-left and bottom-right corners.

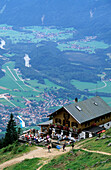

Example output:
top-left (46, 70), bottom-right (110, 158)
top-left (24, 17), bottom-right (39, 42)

top-left (41, 150), bottom-right (111, 170)
top-left (4, 158), bottom-right (42, 170)
top-left (77, 128), bottom-right (111, 153)
top-left (0, 142), bottom-right (37, 165)
top-left (5, 149), bottom-right (111, 170)
top-left (3, 128), bottom-right (111, 170)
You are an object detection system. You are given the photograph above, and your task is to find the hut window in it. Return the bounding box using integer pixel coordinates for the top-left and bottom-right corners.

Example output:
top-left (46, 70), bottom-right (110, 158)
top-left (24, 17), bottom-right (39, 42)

top-left (85, 122), bottom-right (90, 127)
top-left (106, 114), bottom-right (110, 119)
top-left (101, 116), bottom-right (105, 121)
top-left (71, 122), bottom-right (78, 128)
top-left (55, 118), bottom-right (61, 124)
top-left (64, 112), bottom-right (70, 119)
top-left (95, 118), bottom-right (99, 123)
top-left (63, 120), bottom-right (70, 127)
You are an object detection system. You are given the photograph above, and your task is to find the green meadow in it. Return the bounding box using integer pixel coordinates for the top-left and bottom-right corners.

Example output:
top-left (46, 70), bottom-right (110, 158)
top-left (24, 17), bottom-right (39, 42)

top-left (71, 79), bottom-right (104, 92)
top-left (0, 98), bottom-right (11, 106)
top-left (3, 53), bottom-right (15, 58)
top-left (0, 61), bottom-right (63, 107)
top-left (57, 40), bottom-right (110, 53)
top-left (0, 24), bottom-right (110, 55)
top-left (0, 61), bottom-right (111, 108)
top-left (4, 158), bottom-right (42, 170)
top-left (0, 25), bottom-right (74, 45)
top-left (0, 61), bottom-right (30, 91)
top-left (71, 79), bottom-right (111, 93)
top-left (28, 79), bottom-right (63, 91)
top-left (71, 79), bottom-right (111, 106)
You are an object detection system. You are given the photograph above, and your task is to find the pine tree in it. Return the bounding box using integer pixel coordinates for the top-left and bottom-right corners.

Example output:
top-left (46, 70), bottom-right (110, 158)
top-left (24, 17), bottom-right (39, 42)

top-left (0, 138), bottom-right (4, 149)
top-left (4, 113), bottom-right (18, 146)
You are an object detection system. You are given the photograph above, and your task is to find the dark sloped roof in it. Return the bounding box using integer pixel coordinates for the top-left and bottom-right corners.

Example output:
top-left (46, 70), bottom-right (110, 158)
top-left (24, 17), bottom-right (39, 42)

top-left (83, 126), bottom-right (105, 133)
top-left (64, 96), bottom-right (111, 124)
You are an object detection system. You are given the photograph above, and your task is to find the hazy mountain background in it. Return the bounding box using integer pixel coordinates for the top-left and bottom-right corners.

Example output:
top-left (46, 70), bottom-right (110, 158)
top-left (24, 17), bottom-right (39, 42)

top-left (0, 0), bottom-right (111, 43)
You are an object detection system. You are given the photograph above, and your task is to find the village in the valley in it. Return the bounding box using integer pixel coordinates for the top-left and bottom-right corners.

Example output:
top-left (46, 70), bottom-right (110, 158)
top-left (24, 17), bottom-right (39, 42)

top-left (0, 91), bottom-right (73, 133)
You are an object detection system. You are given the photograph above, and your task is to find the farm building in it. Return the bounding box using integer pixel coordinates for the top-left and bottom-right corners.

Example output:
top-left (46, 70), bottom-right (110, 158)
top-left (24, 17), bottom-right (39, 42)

top-left (39, 96), bottom-right (111, 137)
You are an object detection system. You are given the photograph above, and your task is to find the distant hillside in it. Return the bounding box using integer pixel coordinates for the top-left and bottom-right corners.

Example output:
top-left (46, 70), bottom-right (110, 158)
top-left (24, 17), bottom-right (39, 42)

top-left (0, 0), bottom-right (111, 42)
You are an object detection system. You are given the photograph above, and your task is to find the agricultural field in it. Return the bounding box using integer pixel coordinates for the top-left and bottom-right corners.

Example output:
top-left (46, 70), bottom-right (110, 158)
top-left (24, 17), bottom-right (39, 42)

top-left (57, 40), bottom-right (110, 53)
top-left (71, 79), bottom-right (111, 106)
top-left (0, 60), bottom-right (111, 108)
top-left (71, 79), bottom-right (100, 91)
top-left (28, 79), bottom-right (63, 91)
top-left (0, 61), bottom-right (63, 108)
top-left (0, 62), bottom-right (35, 93)
top-left (0, 24), bottom-right (110, 54)
top-left (0, 24), bottom-right (75, 45)
top-left (71, 79), bottom-right (111, 94)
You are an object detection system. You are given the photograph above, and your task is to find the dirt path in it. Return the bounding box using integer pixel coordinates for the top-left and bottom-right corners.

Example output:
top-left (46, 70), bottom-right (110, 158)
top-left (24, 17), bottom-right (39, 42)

top-left (81, 148), bottom-right (111, 155)
top-left (0, 146), bottom-right (72, 170)
top-left (0, 138), bottom-right (111, 170)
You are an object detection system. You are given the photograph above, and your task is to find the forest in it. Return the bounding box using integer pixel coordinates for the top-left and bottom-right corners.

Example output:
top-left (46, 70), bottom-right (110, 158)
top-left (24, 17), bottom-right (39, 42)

top-left (10, 41), bottom-right (102, 86)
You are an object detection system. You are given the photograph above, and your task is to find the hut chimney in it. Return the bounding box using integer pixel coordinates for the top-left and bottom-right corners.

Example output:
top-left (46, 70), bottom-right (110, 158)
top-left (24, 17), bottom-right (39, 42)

top-left (75, 97), bottom-right (78, 103)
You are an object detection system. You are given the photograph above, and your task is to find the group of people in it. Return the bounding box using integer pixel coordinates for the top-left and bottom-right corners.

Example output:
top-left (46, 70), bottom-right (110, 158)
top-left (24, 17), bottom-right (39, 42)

top-left (21, 131), bottom-right (51, 145)
top-left (48, 141), bottom-right (75, 153)
top-left (21, 129), bottom-right (75, 153)
top-left (63, 141), bottom-right (74, 152)
top-left (23, 133), bottom-right (44, 143)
